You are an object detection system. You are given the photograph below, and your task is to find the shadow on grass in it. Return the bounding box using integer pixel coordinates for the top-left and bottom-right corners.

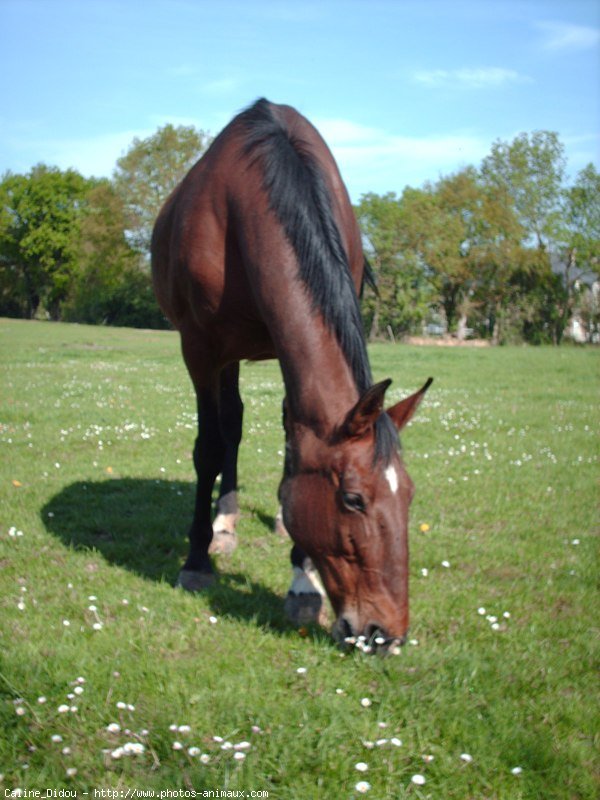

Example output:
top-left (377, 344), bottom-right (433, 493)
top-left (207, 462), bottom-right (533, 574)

top-left (42, 478), bottom-right (192, 581)
top-left (41, 478), bottom-right (328, 641)
top-left (254, 509), bottom-right (277, 531)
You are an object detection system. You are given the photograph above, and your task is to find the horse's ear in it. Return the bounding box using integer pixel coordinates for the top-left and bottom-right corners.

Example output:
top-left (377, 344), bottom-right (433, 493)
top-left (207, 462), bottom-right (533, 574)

top-left (386, 378), bottom-right (433, 432)
top-left (343, 379), bottom-right (392, 439)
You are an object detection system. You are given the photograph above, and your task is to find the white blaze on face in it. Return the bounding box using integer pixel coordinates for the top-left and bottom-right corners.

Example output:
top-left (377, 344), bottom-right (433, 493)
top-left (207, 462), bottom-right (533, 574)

top-left (385, 465), bottom-right (399, 494)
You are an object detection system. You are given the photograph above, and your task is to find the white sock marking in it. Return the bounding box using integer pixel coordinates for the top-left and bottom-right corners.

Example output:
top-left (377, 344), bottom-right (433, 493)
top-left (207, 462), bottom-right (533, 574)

top-left (289, 563), bottom-right (326, 597)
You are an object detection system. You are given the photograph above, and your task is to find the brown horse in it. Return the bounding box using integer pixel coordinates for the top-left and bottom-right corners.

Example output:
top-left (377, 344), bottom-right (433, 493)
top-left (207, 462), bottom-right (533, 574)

top-left (151, 99), bottom-right (431, 651)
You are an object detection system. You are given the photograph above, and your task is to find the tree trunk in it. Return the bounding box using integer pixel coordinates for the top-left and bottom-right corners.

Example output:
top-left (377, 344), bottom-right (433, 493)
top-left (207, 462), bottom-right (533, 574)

top-left (369, 301), bottom-right (380, 341)
top-left (442, 299), bottom-right (456, 335)
top-left (491, 302), bottom-right (502, 345)
top-left (456, 312), bottom-right (468, 341)
top-left (442, 284), bottom-right (460, 335)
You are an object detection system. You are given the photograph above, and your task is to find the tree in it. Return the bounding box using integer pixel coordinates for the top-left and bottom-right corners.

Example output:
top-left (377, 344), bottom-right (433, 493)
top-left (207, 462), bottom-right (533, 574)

top-left (565, 164), bottom-right (600, 272)
top-left (356, 192), bottom-right (433, 339)
top-left (113, 124), bottom-right (211, 257)
top-left (563, 163), bottom-right (600, 268)
top-left (62, 180), bottom-right (170, 328)
top-left (358, 171), bottom-right (497, 340)
top-left (481, 131), bottom-right (566, 251)
top-left (556, 163), bottom-right (600, 338)
top-left (0, 165), bottom-right (92, 318)
top-left (62, 181), bottom-right (149, 326)
top-left (478, 132), bottom-right (571, 343)
top-left (509, 255), bottom-right (566, 344)
top-left (377, 169), bottom-right (485, 337)
top-left (421, 168), bottom-right (484, 336)
top-left (468, 176), bottom-right (528, 343)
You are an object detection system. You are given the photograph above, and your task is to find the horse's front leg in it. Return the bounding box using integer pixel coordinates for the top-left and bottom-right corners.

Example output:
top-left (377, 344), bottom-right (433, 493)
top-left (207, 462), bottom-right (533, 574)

top-left (278, 398), bottom-right (328, 625)
top-left (283, 547), bottom-right (330, 628)
top-left (177, 388), bottom-right (223, 591)
top-left (210, 363), bottom-right (243, 555)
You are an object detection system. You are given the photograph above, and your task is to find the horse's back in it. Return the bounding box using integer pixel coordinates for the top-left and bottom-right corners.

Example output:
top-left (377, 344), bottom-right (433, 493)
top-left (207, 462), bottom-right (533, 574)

top-left (151, 100), bottom-right (363, 366)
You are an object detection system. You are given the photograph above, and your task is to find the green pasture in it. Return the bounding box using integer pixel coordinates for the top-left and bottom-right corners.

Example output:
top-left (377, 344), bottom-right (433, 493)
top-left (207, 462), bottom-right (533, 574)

top-left (1, 318), bottom-right (598, 798)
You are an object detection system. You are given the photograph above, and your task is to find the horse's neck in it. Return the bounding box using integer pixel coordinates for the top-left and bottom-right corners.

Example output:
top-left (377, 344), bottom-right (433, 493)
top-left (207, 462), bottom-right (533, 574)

top-left (276, 311), bottom-right (359, 438)
top-left (235, 189), bottom-right (361, 437)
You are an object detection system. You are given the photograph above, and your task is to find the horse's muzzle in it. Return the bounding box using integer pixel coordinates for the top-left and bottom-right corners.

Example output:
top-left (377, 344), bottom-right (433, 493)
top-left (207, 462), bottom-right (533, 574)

top-left (331, 616), bottom-right (407, 655)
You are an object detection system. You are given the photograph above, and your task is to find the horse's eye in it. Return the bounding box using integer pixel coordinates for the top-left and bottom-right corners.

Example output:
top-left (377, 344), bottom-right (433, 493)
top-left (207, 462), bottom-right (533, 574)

top-left (342, 491), bottom-right (366, 513)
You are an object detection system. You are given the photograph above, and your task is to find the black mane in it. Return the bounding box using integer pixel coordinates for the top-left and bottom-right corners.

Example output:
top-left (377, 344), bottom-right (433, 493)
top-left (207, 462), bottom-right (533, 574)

top-left (239, 98), bottom-right (397, 463)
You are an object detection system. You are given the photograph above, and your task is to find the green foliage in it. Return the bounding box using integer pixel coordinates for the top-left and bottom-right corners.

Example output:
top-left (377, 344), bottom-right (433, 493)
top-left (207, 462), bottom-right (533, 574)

top-left (359, 132), bottom-right (597, 344)
top-left (62, 181), bottom-right (168, 329)
top-left (563, 163), bottom-right (600, 269)
top-left (0, 126), bottom-right (597, 343)
top-left (554, 164), bottom-right (600, 339)
top-left (416, 169), bottom-right (482, 332)
top-left (113, 123), bottom-right (211, 256)
top-left (0, 320), bottom-right (598, 796)
top-left (491, 258), bottom-right (566, 345)
top-left (356, 192), bottom-right (434, 338)
top-left (474, 132), bottom-right (570, 343)
top-left (0, 165), bottom-right (93, 318)
top-left (65, 262), bottom-right (168, 329)
top-left (481, 131), bottom-right (566, 250)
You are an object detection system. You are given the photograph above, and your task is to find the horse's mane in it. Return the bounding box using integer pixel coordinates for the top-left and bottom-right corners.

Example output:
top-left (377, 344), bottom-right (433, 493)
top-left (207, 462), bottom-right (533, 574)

top-left (239, 98), bottom-right (397, 464)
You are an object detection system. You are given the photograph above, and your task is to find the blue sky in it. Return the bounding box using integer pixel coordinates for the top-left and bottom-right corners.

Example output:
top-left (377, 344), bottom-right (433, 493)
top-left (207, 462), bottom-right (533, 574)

top-left (1, 0), bottom-right (598, 200)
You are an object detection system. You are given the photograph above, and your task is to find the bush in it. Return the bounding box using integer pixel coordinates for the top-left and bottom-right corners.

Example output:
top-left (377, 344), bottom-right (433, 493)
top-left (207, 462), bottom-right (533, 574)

top-left (63, 264), bottom-right (170, 330)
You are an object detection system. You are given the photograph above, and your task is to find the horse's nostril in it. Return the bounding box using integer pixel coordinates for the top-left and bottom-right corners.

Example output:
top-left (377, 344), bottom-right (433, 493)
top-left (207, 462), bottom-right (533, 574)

top-left (334, 619), bottom-right (408, 653)
top-left (364, 623), bottom-right (386, 643)
top-left (363, 624), bottom-right (409, 653)
top-left (332, 616), bottom-right (358, 646)
top-left (340, 617), bottom-right (356, 640)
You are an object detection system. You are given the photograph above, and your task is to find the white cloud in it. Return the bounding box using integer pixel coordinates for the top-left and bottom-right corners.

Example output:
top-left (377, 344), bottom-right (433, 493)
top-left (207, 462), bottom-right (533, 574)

top-left (200, 78), bottom-right (240, 95)
top-left (33, 129), bottom-right (156, 177)
top-left (21, 114), bottom-right (218, 178)
top-left (413, 67), bottom-right (531, 89)
top-left (562, 132), bottom-right (600, 175)
top-left (314, 117), bottom-right (490, 198)
top-left (537, 21), bottom-right (600, 52)
top-left (0, 108), bottom-right (229, 179)
top-left (317, 118), bottom-right (488, 165)
top-left (23, 120), bottom-right (594, 199)
top-left (315, 119), bottom-right (382, 145)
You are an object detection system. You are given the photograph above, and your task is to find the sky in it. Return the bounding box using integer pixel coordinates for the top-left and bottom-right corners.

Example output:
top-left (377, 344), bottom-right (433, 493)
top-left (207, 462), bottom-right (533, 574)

top-left (0, 0), bottom-right (598, 201)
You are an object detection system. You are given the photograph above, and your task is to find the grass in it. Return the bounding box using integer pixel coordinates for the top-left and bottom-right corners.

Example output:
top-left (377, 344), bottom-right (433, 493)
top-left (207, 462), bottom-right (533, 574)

top-left (0, 318), bottom-right (598, 798)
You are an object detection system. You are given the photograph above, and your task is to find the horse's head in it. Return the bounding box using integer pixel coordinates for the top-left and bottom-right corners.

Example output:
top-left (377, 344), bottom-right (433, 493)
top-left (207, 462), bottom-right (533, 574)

top-left (280, 378), bottom-right (432, 652)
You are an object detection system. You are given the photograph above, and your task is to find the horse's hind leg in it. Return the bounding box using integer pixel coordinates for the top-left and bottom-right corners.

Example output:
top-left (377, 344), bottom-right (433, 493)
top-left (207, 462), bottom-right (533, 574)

top-left (178, 385), bottom-right (224, 592)
top-left (210, 362), bottom-right (243, 555)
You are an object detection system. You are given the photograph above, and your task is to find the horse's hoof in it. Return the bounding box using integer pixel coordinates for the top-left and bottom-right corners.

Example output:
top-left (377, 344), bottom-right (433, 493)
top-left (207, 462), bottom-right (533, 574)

top-left (284, 591), bottom-right (324, 626)
top-left (176, 569), bottom-right (215, 592)
top-left (209, 530), bottom-right (238, 555)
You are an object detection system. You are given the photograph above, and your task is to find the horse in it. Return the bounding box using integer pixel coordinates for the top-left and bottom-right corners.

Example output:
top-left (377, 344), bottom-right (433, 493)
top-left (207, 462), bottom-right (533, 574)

top-left (151, 98), bottom-right (431, 651)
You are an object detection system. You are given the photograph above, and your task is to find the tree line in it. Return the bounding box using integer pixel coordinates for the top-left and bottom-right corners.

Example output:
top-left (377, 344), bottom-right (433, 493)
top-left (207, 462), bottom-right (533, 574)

top-left (0, 124), bottom-right (210, 329)
top-left (1, 124), bottom-right (598, 343)
top-left (358, 135), bottom-right (599, 344)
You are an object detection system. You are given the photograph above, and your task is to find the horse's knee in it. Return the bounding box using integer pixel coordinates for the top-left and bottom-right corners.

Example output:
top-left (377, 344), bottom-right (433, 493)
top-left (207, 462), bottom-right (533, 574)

top-left (193, 433), bottom-right (223, 481)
